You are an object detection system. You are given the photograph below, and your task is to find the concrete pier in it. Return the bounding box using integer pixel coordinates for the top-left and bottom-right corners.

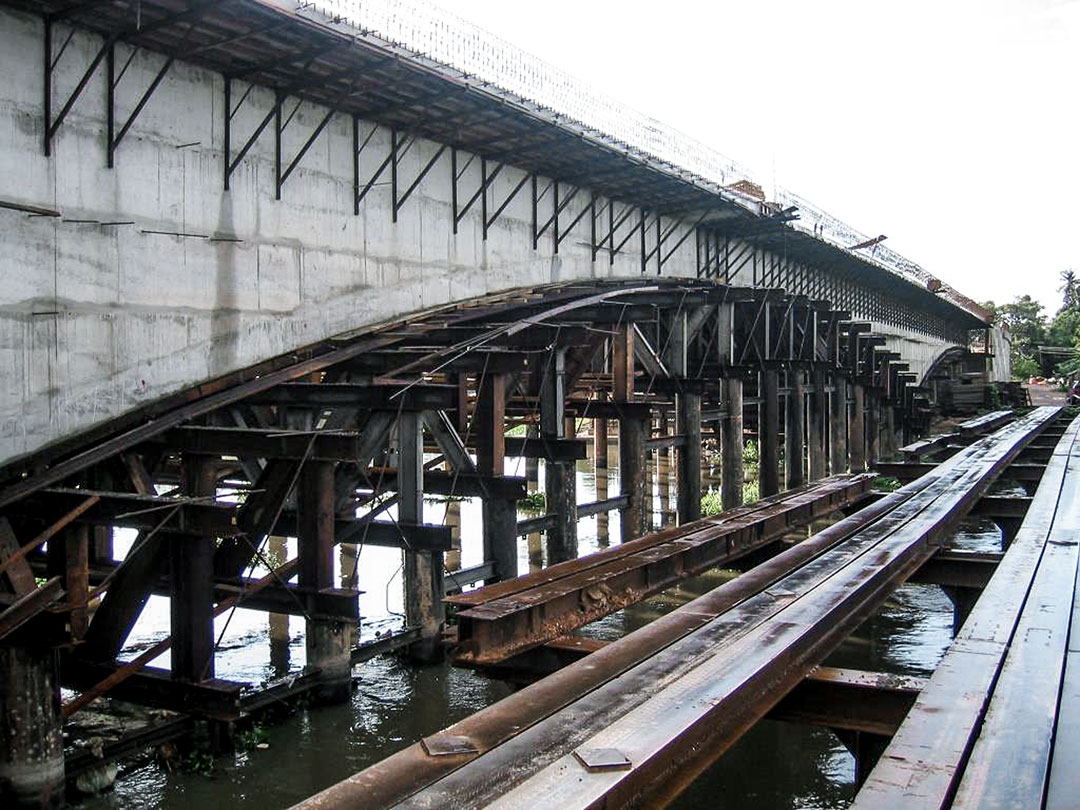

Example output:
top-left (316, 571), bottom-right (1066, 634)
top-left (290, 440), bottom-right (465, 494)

top-left (0, 645), bottom-right (64, 809)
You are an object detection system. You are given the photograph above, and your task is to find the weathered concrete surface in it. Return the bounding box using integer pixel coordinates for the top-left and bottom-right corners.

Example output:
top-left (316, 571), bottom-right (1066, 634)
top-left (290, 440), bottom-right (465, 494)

top-left (0, 8), bottom-right (674, 468)
top-left (0, 7), bottom-right (974, 470)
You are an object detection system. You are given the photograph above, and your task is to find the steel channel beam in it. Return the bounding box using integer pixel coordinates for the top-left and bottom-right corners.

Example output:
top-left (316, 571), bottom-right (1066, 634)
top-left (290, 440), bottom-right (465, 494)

top-left (451, 474), bottom-right (876, 665)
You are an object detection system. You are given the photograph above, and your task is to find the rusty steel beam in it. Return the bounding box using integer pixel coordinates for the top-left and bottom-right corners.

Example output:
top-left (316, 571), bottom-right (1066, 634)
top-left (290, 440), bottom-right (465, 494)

top-left (291, 407), bottom-right (1059, 810)
top-left (767, 666), bottom-right (926, 736)
top-left (450, 473), bottom-right (876, 666)
top-left (908, 548), bottom-right (1002, 590)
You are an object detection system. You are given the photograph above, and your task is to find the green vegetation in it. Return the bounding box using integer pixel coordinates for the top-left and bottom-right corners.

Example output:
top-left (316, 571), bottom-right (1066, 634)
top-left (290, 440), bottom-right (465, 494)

top-left (873, 475), bottom-right (902, 492)
top-left (519, 491), bottom-right (546, 511)
top-left (236, 722), bottom-right (270, 751)
top-left (701, 487), bottom-right (723, 516)
top-left (742, 480), bottom-right (759, 503)
top-left (743, 440), bottom-right (759, 464)
top-left (180, 751), bottom-right (214, 776)
top-left (985, 270), bottom-right (1080, 379)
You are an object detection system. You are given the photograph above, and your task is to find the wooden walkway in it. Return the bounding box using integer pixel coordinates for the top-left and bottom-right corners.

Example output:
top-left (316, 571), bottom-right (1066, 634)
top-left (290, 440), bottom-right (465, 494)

top-left (852, 410), bottom-right (1080, 809)
top-left (294, 408), bottom-right (1063, 810)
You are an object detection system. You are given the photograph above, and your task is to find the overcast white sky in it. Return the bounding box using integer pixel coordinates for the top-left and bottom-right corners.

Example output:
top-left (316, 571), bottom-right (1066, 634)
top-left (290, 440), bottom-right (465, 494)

top-left (438, 0), bottom-right (1079, 317)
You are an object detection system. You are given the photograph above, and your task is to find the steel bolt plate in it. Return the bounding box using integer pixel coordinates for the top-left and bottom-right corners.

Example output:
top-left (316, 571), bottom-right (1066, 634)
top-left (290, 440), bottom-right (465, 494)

top-left (421, 734), bottom-right (479, 757)
top-left (573, 747), bottom-right (632, 772)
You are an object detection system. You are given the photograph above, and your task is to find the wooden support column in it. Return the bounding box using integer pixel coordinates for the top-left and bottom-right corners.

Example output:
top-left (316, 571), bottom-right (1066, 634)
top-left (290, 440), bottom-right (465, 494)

top-left (830, 373), bottom-right (849, 474)
top-left (619, 413), bottom-right (647, 541)
top-left (760, 368), bottom-right (781, 497)
top-left (808, 367), bottom-right (827, 481)
top-left (883, 404), bottom-right (898, 459)
top-left (786, 367), bottom-right (806, 489)
top-left (476, 374), bottom-right (517, 581)
top-left (170, 456), bottom-right (217, 683)
top-left (866, 391), bottom-right (881, 466)
top-left (46, 523), bottom-right (90, 639)
top-left (850, 383), bottom-right (867, 471)
top-left (400, 412), bottom-right (444, 663)
top-left (300, 459), bottom-right (352, 703)
top-left (721, 377), bottom-right (744, 510)
top-left (615, 325), bottom-right (647, 541)
top-left (0, 645), bottom-right (64, 809)
top-left (541, 349), bottom-right (577, 564)
top-left (268, 535), bottom-right (290, 676)
top-left (676, 391), bottom-right (702, 524)
top-left (594, 414), bottom-right (610, 546)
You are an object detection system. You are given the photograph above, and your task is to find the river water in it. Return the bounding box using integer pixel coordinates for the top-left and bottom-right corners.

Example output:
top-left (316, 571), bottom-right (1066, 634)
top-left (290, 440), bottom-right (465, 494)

top-left (72, 453), bottom-right (1003, 810)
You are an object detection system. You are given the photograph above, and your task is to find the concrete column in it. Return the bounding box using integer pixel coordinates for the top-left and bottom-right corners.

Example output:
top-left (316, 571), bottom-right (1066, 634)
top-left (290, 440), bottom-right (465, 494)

top-left (400, 412), bottom-right (444, 664)
top-left (299, 460), bottom-right (352, 702)
top-left (171, 456), bottom-right (216, 683)
top-left (476, 374), bottom-right (517, 581)
top-left (808, 367), bottom-right (827, 481)
top-left (540, 349), bottom-right (577, 564)
top-left (760, 368), bottom-right (781, 498)
top-left (830, 374), bottom-right (848, 474)
top-left (676, 392), bottom-right (702, 524)
top-left (786, 368), bottom-right (806, 490)
top-left (721, 377), bottom-right (744, 510)
top-left (850, 384), bottom-right (866, 471)
top-left (0, 646), bottom-right (64, 809)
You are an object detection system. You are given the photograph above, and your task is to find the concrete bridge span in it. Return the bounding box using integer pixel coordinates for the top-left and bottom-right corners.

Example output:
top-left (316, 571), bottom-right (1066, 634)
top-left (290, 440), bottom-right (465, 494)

top-left (0, 0), bottom-right (990, 473)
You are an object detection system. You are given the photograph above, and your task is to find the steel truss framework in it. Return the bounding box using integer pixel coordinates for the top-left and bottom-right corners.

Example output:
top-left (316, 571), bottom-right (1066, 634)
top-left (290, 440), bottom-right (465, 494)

top-left (0, 277), bottom-right (938, 720)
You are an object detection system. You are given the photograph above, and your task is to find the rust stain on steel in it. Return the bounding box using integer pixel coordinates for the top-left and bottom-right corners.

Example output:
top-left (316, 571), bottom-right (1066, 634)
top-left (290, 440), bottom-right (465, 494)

top-left (452, 474), bottom-right (875, 665)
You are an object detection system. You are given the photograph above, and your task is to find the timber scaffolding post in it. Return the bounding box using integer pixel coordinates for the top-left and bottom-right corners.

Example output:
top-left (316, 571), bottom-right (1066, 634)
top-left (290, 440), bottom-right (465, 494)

top-left (0, 277), bottom-right (978, 805)
top-left (293, 408), bottom-right (1064, 810)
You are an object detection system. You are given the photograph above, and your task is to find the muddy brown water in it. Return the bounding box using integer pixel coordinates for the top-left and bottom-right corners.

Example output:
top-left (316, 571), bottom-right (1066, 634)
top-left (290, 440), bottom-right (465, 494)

top-left (71, 457), bottom-right (1000, 810)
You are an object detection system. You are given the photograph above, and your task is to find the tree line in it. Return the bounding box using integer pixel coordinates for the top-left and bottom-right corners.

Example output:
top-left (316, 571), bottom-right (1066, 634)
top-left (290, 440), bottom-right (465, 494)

top-left (982, 270), bottom-right (1080, 380)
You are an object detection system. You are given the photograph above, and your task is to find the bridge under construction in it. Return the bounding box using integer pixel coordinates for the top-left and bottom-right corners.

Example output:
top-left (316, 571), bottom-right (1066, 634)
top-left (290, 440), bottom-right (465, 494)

top-left (1, 2), bottom-right (1059, 809)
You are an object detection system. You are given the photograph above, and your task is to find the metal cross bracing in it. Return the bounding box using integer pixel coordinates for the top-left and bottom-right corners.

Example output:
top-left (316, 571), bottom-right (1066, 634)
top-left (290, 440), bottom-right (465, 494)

top-left (12, 0), bottom-right (988, 341)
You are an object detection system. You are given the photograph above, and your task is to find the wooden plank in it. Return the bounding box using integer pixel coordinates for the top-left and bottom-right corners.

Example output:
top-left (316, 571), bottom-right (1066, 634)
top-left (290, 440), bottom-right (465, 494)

top-left (448, 475), bottom-right (873, 610)
top-left (958, 409), bottom-right (1013, 438)
top-left (899, 433), bottom-right (957, 461)
top-left (951, 436), bottom-right (1080, 807)
top-left (853, 412), bottom-right (1080, 809)
top-left (1046, 548), bottom-right (1080, 808)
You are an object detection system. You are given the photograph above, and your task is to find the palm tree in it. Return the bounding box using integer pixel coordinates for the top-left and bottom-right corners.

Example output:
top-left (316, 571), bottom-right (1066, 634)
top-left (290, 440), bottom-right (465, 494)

top-left (1060, 269), bottom-right (1077, 308)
